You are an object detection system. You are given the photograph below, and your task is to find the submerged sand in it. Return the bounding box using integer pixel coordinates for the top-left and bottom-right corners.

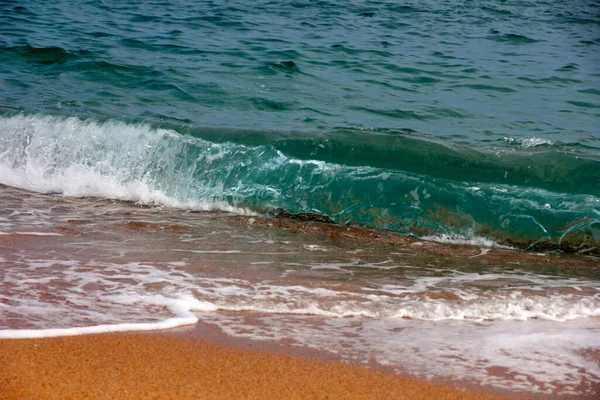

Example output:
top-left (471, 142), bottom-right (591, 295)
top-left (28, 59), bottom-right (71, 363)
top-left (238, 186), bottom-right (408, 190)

top-left (0, 332), bottom-right (508, 400)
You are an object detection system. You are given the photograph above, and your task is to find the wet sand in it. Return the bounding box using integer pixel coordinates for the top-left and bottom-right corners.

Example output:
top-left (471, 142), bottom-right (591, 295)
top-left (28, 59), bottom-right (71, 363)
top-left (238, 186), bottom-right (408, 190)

top-left (0, 332), bottom-right (508, 400)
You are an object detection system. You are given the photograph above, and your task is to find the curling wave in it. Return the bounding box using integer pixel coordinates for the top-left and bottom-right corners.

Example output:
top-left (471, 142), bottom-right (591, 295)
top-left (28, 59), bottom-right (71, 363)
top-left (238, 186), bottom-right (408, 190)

top-left (0, 113), bottom-right (599, 251)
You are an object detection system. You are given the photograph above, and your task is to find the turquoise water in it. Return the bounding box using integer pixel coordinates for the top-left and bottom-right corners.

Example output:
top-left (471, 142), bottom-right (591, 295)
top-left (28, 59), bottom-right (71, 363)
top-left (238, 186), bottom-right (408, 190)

top-left (1, 0), bottom-right (599, 249)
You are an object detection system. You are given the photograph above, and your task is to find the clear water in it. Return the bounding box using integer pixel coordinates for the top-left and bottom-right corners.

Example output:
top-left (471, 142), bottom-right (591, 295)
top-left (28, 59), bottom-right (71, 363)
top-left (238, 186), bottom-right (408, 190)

top-left (1, 0), bottom-right (599, 247)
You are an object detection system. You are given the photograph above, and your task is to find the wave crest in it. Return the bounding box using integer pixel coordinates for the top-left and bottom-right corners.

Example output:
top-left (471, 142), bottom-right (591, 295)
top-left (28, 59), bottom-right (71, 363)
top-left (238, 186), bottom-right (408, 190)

top-left (1, 113), bottom-right (599, 251)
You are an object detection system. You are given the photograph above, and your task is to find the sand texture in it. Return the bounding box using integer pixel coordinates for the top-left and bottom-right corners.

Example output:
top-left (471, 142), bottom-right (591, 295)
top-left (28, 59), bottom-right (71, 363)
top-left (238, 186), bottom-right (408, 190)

top-left (0, 332), bottom-right (509, 400)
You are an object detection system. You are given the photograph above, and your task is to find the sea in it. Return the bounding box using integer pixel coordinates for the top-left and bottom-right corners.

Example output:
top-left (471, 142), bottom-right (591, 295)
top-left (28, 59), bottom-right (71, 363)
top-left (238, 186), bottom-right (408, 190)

top-left (1, 0), bottom-right (599, 397)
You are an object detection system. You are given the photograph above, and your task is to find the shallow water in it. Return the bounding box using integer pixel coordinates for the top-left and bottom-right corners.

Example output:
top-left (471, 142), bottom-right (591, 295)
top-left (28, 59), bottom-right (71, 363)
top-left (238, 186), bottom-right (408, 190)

top-left (1, 185), bottom-right (599, 397)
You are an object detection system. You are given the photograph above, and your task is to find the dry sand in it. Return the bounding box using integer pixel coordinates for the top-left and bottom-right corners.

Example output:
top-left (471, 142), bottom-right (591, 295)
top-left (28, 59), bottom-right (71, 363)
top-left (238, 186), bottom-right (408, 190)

top-left (0, 332), bottom-right (509, 400)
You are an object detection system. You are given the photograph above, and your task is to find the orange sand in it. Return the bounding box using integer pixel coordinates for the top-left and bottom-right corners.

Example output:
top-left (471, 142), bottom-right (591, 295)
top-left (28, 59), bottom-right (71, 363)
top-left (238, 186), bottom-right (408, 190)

top-left (0, 332), bottom-right (509, 400)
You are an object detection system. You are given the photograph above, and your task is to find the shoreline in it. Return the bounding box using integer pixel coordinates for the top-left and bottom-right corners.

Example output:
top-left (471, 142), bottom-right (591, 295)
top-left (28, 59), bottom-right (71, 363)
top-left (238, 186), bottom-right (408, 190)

top-left (0, 330), bottom-right (510, 400)
top-left (1, 184), bottom-right (599, 399)
top-left (162, 319), bottom-right (600, 400)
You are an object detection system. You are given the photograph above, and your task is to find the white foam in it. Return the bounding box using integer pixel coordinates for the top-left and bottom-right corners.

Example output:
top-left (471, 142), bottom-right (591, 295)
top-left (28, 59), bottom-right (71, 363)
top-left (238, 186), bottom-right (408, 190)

top-left (503, 136), bottom-right (556, 148)
top-left (0, 293), bottom-right (216, 339)
top-left (2, 254), bottom-right (599, 395)
top-left (14, 231), bottom-right (63, 236)
top-left (303, 244), bottom-right (328, 251)
top-left (0, 317), bottom-right (194, 339)
top-left (2, 256), bottom-right (599, 339)
top-left (0, 114), bottom-right (254, 215)
top-left (0, 163), bottom-right (251, 215)
top-left (520, 137), bottom-right (556, 148)
top-left (420, 233), bottom-right (512, 248)
top-left (391, 294), bottom-right (600, 322)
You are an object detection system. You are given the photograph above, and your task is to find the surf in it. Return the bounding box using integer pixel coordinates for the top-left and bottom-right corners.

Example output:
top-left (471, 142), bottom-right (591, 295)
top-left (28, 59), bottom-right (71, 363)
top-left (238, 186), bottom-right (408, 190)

top-left (1, 113), bottom-right (599, 252)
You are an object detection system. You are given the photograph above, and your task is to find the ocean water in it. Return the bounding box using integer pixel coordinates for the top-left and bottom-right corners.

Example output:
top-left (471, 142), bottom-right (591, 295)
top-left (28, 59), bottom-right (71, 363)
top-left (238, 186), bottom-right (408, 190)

top-left (1, 0), bottom-right (599, 247)
top-left (1, 0), bottom-right (600, 397)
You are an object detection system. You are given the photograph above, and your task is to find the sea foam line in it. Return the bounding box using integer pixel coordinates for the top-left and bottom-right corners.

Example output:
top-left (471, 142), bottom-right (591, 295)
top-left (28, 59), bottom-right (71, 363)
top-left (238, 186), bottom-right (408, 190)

top-left (0, 295), bottom-right (216, 339)
top-left (420, 233), bottom-right (513, 249)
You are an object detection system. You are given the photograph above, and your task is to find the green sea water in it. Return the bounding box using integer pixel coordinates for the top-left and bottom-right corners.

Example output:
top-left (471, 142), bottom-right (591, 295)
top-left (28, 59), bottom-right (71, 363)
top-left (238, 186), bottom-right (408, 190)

top-left (1, 0), bottom-right (599, 250)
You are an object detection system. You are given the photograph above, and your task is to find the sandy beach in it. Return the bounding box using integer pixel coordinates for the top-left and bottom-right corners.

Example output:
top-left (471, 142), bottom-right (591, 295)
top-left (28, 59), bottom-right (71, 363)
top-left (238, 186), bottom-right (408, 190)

top-left (0, 332), bottom-right (509, 400)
